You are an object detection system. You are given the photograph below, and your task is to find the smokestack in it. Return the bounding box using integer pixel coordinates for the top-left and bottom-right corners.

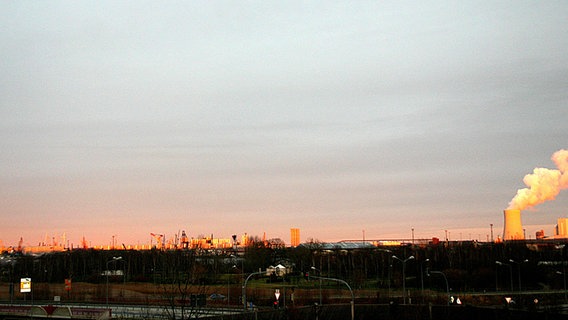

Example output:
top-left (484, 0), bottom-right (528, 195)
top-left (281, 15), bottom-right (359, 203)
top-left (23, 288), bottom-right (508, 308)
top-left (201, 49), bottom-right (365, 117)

top-left (503, 209), bottom-right (524, 240)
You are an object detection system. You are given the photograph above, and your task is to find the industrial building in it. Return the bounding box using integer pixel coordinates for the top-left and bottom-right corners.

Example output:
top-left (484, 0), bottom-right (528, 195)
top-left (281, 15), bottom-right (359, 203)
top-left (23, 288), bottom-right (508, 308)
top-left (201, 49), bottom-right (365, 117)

top-left (555, 218), bottom-right (568, 238)
top-left (503, 209), bottom-right (524, 240)
top-left (290, 228), bottom-right (300, 247)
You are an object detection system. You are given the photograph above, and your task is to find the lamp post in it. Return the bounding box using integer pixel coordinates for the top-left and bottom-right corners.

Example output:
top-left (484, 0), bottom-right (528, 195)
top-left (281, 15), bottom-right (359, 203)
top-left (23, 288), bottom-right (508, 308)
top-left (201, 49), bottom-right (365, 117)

top-left (227, 265), bottom-right (233, 306)
top-left (310, 275), bottom-right (355, 320)
top-left (556, 244), bottom-right (567, 302)
top-left (421, 259), bottom-right (430, 304)
top-left (106, 256), bottom-right (122, 308)
top-left (311, 267), bottom-right (322, 306)
top-left (392, 255), bottom-right (414, 304)
top-left (562, 270), bottom-right (568, 303)
top-left (556, 271), bottom-right (567, 303)
top-left (228, 265), bottom-right (238, 306)
top-left (376, 249), bottom-right (392, 299)
top-left (230, 254), bottom-right (244, 306)
top-left (242, 270), bottom-right (265, 311)
top-left (388, 262), bottom-right (392, 300)
top-left (565, 267), bottom-right (568, 303)
top-left (509, 259), bottom-right (529, 292)
top-left (496, 261), bottom-right (513, 292)
top-left (427, 269), bottom-right (449, 305)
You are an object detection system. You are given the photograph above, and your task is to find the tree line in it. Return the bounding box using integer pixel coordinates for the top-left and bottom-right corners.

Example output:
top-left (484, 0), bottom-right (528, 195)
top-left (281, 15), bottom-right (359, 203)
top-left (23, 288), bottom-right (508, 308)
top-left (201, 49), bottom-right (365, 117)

top-left (2, 239), bottom-right (567, 295)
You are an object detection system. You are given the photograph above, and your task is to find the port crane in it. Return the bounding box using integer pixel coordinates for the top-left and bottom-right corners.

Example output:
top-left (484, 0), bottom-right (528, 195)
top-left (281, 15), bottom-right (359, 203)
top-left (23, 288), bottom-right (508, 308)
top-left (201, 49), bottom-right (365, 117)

top-left (81, 236), bottom-right (88, 249)
top-left (150, 233), bottom-right (165, 250)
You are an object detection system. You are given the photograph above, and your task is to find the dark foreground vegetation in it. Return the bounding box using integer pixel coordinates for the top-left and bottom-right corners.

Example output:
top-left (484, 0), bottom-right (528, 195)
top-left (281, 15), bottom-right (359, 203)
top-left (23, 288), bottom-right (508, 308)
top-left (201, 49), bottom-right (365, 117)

top-left (2, 239), bottom-right (568, 319)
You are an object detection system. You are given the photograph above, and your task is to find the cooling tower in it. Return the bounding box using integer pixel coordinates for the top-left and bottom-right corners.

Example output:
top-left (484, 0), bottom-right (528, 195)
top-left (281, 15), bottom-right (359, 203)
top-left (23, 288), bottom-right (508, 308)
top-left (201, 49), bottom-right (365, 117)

top-left (503, 209), bottom-right (524, 240)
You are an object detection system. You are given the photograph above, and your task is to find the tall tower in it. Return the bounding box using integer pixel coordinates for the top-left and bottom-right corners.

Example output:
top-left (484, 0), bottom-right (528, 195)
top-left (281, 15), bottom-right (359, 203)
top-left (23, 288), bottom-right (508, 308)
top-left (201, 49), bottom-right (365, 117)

top-left (503, 209), bottom-right (524, 240)
top-left (290, 228), bottom-right (300, 247)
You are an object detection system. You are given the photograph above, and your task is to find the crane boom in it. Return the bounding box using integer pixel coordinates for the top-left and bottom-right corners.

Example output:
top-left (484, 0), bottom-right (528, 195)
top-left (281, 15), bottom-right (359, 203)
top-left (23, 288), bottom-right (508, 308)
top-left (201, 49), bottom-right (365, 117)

top-left (150, 233), bottom-right (164, 250)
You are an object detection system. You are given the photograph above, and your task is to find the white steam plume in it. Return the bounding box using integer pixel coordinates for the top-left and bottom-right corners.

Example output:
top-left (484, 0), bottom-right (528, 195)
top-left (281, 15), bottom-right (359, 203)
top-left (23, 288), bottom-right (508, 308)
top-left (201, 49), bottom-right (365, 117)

top-left (508, 149), bottom-right (568, 210)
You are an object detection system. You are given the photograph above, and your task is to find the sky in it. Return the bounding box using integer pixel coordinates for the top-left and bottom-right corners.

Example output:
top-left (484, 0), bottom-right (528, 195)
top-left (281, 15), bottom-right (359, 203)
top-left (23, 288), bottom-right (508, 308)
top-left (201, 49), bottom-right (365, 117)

top-left (1, 1), bottom-right (568, 248)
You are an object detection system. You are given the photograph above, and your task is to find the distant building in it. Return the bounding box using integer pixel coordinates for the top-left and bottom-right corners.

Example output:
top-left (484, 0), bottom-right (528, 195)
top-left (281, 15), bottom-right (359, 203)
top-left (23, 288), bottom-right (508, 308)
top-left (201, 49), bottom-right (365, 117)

top-left (290, 228), bottom-right (300, 247)
top-left (23, 245), bottom-right (65, 254)
top-left (267, 264), bottom-right (289, 276)
top-left (298, 241), bottom-right (375, 251)
top-left (190, 236), bottom-right (233, 250)
top-left (556, 218), bottom-right (568, 238)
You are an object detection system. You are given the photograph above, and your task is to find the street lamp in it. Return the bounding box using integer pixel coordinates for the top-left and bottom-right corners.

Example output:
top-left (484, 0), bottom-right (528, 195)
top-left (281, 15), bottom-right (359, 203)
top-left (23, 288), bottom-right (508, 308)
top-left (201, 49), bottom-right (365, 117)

top-left (496, 261), bottom-right (513, 292)
top-left (509, 259), bottom-right (529, 292)
top-left (228, 265), bottom-right (237, 306)
top-left (421, 259), bottom-right (430, 304)
top-left (242, 270), bottom-right (266, 311)
top-left (230, 254), bottom-right (244, 305)
top-left (376, 249), bottom-right (392, 299)
top-left (311, 267), bottom-right (323, 306)
top-left (309, 274), bottom-right (355, 320)
top-left (556, 271), bottom-right (567, 303)
top-left (427, 269), bottom-right (449, 305)
top-left (556, 244), bottom-right (567, 302)
top-left (106, 256), bottom-right (122, 308)
top-left (392, 255), bottom-right (414, 304)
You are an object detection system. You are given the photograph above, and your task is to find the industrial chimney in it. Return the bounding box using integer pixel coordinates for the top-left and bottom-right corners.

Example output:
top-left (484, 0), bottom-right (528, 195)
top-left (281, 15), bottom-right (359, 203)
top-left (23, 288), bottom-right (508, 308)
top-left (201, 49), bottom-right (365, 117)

top-left (503, 209), bottom-right (524, 240)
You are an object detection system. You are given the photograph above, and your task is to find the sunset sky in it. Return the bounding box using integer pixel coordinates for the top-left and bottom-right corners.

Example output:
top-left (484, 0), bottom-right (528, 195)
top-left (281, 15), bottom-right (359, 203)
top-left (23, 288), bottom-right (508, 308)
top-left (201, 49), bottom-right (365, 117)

top-left (2, 2), bottom-right (568, 248)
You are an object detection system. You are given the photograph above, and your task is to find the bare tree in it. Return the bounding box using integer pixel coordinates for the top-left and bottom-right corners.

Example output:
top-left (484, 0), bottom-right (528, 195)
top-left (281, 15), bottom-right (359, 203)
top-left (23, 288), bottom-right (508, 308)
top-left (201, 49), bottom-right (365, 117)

top-left (159, 251), bottom-right (208, 320)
